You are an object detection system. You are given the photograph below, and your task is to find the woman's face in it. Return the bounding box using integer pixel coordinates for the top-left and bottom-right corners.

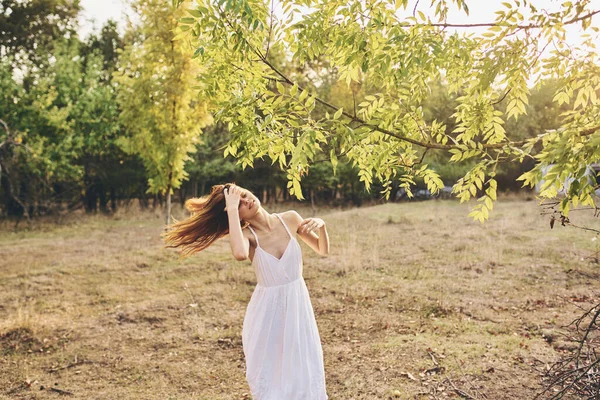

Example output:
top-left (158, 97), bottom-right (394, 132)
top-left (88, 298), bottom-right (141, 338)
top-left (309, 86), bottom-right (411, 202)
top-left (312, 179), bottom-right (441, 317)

top-left (235, 186), bottom-right (261, 220)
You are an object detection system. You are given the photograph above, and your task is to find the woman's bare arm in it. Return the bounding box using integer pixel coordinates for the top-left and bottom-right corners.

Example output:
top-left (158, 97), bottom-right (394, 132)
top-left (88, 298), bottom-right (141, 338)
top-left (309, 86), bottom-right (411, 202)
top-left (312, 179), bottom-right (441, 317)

top-left (225, 187), bottom-right (249, 261)
top-left (287, 210), bottom-right (329, 256)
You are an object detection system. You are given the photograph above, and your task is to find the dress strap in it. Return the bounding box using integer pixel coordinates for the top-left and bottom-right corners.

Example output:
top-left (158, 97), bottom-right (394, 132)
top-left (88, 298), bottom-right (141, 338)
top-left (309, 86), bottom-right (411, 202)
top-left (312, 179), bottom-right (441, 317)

top-left (247, 226), bottom-right (260, 247)
top-left (275, 213), bottom-right (294, 238)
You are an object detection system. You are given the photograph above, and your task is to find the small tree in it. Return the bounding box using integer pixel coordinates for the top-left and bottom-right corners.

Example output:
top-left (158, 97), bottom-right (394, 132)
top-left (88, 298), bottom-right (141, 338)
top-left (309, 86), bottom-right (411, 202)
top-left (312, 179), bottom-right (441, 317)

top-left (115, 0), bottom-right (211, 224)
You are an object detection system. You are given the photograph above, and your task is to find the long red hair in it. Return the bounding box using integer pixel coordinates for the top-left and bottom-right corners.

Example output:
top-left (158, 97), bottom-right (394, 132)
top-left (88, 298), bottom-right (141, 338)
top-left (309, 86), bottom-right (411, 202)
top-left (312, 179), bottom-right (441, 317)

top-left (162, 183), bottom-right (248, 257)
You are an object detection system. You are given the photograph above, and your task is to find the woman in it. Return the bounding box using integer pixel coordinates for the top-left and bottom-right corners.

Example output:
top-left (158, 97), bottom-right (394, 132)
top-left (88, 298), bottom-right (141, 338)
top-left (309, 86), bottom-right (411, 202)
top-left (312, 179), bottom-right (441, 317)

top-left (163, 183), bottom-right (329, 399)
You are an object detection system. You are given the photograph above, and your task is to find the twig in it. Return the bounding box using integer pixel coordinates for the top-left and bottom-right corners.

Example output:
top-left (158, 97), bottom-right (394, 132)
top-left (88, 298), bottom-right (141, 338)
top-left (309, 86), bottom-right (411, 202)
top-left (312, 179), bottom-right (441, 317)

top-left (428, 350), bottom-right (439, 366)
top-left (412, 0), bottom-right (421, 17)
top-left (49, 387), bottom-right (74, 396)
top-left (491, 88), bottom-right (512, 105)
top-left (444, 377), bottom-right (476, 399)
top-left (574, 306), bottom-right (600, 368)
top-left (47, 360), bottom-right (92, 373)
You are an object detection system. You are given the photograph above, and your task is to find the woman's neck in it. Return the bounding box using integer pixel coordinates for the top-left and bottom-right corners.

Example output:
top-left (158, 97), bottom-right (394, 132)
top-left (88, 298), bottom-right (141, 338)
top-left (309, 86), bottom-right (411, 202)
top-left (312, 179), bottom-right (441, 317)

top-left (247, 208), bottom-right (278, 233)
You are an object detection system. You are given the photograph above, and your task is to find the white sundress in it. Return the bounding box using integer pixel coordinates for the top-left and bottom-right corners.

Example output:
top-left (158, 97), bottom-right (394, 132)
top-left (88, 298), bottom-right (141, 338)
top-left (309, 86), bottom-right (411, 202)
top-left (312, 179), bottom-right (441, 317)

top-left (242, 213), bottom-right (328, 400)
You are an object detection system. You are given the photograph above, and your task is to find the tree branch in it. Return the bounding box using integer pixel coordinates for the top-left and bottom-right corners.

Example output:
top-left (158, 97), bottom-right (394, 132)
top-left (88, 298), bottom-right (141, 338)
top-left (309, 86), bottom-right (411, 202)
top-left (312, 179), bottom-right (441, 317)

top-left (405, 9), bottom-right (600, 29)
top-left (491, 88), bottom-right (512, 106)
top-left (258, 56), bottom-right (600, 152)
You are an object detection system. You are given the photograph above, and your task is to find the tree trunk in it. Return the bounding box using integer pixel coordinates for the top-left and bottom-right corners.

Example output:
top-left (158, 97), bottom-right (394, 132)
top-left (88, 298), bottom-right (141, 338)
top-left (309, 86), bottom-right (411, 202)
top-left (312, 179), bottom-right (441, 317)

top-left (110, 187), bottom-right (117, 212)
top-left (83, 181), bottom-right (98, 213)
top-left (178, 186), bottom-right (186, 207)
top-left (83, 162), bottom-right (98, 213)
top-left (98, 180), bottom-right (108, 213)
top-left (165, 186), bottom-right (172, 226)
top-left (1, 174), bottom-right (26, 217)
top-left (139, 192), bottom-right (147, 210)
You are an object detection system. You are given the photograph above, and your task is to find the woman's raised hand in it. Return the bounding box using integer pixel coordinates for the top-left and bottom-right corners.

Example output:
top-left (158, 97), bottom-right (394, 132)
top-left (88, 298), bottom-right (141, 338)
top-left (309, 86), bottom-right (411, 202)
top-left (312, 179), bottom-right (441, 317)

top-left (224, 185), bottom-right (241, 211)
top-left (299, 217), bottom-right (325, 234)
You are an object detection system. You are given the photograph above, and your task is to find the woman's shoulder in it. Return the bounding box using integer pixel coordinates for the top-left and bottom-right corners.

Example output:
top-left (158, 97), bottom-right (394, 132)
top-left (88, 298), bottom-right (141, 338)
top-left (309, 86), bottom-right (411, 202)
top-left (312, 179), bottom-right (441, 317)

top-left (279, 210), bottom-right (303, 228)
top-left (279, 209), bottom-right (302, 218)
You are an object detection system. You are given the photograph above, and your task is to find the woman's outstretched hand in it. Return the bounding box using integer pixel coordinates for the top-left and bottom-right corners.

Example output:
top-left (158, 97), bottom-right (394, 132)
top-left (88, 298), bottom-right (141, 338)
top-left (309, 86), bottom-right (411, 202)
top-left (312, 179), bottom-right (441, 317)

top-left (224, 185), bottom-right (241, 211)
top-left (299, 217), bottom-right (325, 234)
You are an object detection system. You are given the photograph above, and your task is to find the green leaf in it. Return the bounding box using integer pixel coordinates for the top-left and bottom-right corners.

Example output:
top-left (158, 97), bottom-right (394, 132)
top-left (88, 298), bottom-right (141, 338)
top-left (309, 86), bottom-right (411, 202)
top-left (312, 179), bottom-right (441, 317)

top-left (299, 89), bottom-right (308, 101)
top-left (187, 9), bottom-right (203, 17)
top-left (333, 108), bottom-right (343, 120)
top-left (292, 178), bottom-right (304, 200)
top-left (276, 81), bottom-right (285, 94)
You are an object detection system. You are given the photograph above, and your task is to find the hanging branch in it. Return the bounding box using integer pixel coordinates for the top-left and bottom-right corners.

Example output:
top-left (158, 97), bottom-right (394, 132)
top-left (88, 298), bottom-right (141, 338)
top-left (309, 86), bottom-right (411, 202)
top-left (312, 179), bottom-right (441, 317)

top-left (212, 6), bottom-right (600, 154)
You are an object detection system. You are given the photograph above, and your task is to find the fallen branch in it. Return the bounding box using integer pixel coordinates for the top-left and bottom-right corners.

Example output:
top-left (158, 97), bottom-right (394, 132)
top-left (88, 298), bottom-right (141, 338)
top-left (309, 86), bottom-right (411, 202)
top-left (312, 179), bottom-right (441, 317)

top-left (47, 360), bottom-right (92, 373)
top-left (49, 387), bottom-right (74, 396)
top-left (536, 302), bottom-right (600, 399)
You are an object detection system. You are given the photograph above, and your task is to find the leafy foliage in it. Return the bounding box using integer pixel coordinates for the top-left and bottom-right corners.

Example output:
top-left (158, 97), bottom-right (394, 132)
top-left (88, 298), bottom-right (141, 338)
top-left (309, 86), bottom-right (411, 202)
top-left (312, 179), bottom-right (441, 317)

top-left (0, 0), bottom-right (81, 67)
top-left (180, 0), bottom-right (600, 221)
top-left (0, 40), bottom-right (90, 215)
top-left (0, 11), bottom-right (139, 216)
top-left (115, 0), bottom-right (212, 222)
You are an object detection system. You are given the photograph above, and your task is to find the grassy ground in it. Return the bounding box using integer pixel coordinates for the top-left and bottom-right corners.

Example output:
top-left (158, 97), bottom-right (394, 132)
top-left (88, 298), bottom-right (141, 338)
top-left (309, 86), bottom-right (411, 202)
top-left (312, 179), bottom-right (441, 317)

top-left (0, 198), bottom-right (598, 399)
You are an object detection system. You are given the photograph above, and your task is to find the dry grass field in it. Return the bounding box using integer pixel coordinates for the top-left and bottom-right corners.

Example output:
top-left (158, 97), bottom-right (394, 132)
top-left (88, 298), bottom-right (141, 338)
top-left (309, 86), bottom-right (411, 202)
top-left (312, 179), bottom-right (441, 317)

top-left (0, 198), bottom-right (598, 399)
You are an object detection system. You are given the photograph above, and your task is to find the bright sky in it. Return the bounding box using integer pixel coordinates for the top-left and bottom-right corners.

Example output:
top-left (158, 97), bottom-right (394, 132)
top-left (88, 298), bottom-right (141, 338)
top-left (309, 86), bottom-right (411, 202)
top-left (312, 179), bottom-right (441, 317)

top-left (78, 0), bottom-right (128, 38)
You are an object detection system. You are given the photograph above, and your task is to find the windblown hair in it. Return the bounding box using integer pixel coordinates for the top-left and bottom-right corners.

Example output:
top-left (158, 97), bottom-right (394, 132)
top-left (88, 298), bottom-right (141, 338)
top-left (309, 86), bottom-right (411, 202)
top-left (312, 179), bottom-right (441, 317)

top-left (162, 183), bottom-right (248, 257)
